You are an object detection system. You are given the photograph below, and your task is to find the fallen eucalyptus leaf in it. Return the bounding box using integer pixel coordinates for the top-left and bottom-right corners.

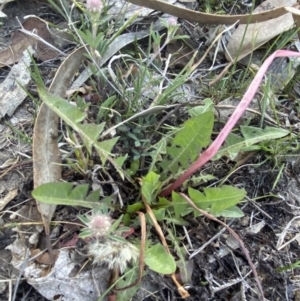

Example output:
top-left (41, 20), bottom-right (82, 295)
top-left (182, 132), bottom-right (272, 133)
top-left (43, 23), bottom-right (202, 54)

top-left (126, 0), bottom-right (293, 24)
top-left (109, 0), bottom-right (176, 19)
top-left (33, 47), bottom-right (86, 239)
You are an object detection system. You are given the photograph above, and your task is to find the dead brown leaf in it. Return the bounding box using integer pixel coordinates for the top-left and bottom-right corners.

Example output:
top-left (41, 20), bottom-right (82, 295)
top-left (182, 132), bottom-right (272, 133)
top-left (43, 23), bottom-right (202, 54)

top-left (0, 16), bottom-right (60, 68)
top-left (33, 47), bottom-right (86, 258)
top-left (0, 47), bottom-right (33, 118)
top-left (30, 248), bottom-right (59, 265)
top-left (166, 28), bottom-right (201, 68)
top-left (20, 17), bottom-right (60, 61)
top-left (0, 33), bottom-right (34, 67)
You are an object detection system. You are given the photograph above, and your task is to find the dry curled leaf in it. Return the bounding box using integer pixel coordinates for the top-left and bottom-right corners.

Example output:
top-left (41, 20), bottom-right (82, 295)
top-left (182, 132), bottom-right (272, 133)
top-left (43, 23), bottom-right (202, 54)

top-left (33, 47), bottom-right (86, 244)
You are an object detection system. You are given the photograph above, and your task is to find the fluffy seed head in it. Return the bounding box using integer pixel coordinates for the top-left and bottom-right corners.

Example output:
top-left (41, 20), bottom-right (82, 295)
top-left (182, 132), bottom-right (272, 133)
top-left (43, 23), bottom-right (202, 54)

top-left (88, 238), bottom-right (139, 273)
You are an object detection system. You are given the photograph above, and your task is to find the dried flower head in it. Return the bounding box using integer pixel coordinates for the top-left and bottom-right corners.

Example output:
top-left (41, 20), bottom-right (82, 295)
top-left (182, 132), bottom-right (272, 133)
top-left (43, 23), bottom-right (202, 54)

top-left (86, 212), bottom-right (112, 237)
top-left (88, 238), bottom-right (139, 273)
top-left (86, 0), bottom-right (103, 14)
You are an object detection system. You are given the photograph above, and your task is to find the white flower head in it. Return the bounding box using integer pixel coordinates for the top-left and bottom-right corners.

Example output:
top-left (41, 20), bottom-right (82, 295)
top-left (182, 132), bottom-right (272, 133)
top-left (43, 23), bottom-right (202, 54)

top-left (86, 0), bottom-right (103, 14)
top-left (88, 238), bottom-right (139, 273)
top-left (167, 16), bottom-right (178, 26)
top-left (86, 212), bottom-right (112, 237)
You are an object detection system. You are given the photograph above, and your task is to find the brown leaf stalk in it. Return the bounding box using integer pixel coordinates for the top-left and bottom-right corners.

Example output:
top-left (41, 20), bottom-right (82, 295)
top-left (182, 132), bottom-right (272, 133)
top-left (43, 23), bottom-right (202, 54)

top-left (141, 194), bottom-right (190, 298)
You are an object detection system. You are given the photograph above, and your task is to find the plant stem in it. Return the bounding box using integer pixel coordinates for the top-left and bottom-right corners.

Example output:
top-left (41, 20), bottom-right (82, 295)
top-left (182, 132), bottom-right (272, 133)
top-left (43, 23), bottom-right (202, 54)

top-left (160, 50), bottom-right (300, 196)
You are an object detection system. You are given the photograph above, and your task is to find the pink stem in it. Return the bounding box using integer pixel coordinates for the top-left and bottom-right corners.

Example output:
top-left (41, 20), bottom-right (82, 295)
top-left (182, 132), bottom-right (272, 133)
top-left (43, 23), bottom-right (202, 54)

top-left (160, 50), bottom-right (300, 197)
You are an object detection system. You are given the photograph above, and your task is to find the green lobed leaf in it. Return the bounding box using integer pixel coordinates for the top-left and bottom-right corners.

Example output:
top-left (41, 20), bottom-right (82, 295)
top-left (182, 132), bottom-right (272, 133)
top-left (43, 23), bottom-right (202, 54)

top-left (144, 243), bottom-right (176, 274)
top-left (161, 111), bottom-right (214, 175)
top-left (214, 133), bottom-right (245, 160)
top-left (203, 186), bottom-right (246, 216)
top-left (172, 191), bottom-right (190, 219)
top-left (115, 155), bottom-right (128, 180)
top-left (32, 182), bottom-right (109, 209)
top-left (187, 173), bottom-right (216, 186)
top-left (85, 189), bottom-right (101, 202)
top-left (141, 172), bottom-right (161, 204)
top-left (95, 137), bottom-right (119, 165)
top-left (127, 202), bottom-right (144, 214)
top-left (188, 187), bottom-right (214, 211)
top-left (149, 139), bottom-right (167, 171)
top-left (188, 186), bottom-right (246, 217)
top-left (69, 184), bottom-right (89, 200)
top-left (80, 123), bottom-right (106, 153)
top-left (221, 206), bottom-right (244, 218)
top-left (188, 98), bottom-right (214, 117)
top-left (215, 126), bottom-right (290, 160)
top-left (151, 208), bottom-right (166, 221)
top-left (157, 197), bottom-right (172, 207)
top-left (164, 215), bottom-right (188, 225)
top-left (40, 87), bottom-right (86, 125)
top-left (36, 85), bottom-right (128, 179)
top-left (241, 126), bottom-right (290, 146)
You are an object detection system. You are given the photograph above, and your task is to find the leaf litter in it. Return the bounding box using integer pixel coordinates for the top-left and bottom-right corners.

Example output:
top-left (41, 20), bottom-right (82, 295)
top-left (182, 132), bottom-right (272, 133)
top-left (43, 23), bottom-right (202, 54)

top-left (1, 0), bottom-right (300, 300)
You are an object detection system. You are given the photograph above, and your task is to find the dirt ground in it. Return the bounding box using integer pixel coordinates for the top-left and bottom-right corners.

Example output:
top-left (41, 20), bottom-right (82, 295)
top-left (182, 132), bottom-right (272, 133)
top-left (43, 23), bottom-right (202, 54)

top-left (1, 0), bottom-right (300, 301)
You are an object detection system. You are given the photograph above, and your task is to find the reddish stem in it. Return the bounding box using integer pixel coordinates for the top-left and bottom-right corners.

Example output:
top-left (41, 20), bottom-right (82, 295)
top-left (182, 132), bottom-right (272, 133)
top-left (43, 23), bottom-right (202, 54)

top-left (160, 50), bottom-right (300, 196)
